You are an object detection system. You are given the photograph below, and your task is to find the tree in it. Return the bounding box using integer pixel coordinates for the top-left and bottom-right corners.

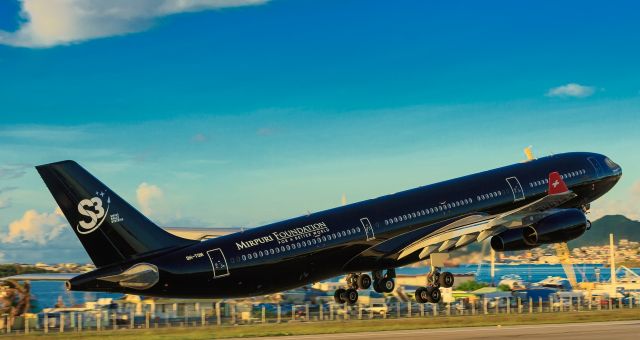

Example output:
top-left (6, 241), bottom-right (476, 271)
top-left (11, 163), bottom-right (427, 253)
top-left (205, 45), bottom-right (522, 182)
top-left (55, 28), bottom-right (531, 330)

top-left (0, 280), bottom-right (32, 317)
top-left (456, 280), bottom-right (488, 292)
top-left (497, 284), bottom-right (511, 291)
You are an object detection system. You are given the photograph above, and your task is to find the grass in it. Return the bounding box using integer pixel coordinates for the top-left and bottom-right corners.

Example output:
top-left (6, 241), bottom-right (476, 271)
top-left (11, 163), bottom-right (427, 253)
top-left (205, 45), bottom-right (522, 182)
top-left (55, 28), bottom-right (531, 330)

top-left (4, 309), bottom-right (640, 339)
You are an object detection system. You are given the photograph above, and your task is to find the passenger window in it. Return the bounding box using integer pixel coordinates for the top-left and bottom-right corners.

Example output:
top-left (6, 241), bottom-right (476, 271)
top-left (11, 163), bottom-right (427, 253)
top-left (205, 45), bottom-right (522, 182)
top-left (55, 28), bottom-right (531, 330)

top-left (280, 246), bottom-right (285, 252)
top-left (384, 220), bottom-right (389, 226)
top-left (342, 231), bottom-right (346, 237)
top-left (242, 255), bottom-right (246, 261)
top-left (412, 212), bottom-right (416, 218)
top-left (286, 245), bottom-right (291, 251)
top-left (446, 203), bottom-right (451, 209)
top-left (312, 238), bottom-right (317, 244)
top-left (247, 253), bottom-right (252, 260)
top-left (393, 217), bottom-right (398, 223)
top-left (270, 249), bottom-right (274, 255)
top-left (259, 250), bottom-right (263, 257)
top-left (322, 236), bottom-right (326, 242)
top-left (275, 248), bottom-right (280, 254)
top-left (347, 229), bottom-right (351, 235)
top-left (296, 242), bottom-right (301, 248)
top-left (253, 252), bottom-right (258, 258)
top-left (356, 227), bottom-right (361, 232)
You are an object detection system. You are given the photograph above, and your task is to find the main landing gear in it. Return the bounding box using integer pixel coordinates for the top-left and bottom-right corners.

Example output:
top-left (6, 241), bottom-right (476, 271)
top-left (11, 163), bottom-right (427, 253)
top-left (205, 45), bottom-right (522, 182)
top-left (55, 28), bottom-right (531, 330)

top-left (334, 269), bottom-right (395, 305)
top-left (415, 253), bottom-right (455, 304)
top-left (372, 268), bottom-right (395, 294)
top-left (414, 267), bottom-right (454, 303)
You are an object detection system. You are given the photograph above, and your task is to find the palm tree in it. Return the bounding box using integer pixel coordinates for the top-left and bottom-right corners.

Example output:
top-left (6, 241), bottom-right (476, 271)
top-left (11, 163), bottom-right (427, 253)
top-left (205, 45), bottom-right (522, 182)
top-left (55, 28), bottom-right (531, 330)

top-left (0, 280), bottom-right (32, 317)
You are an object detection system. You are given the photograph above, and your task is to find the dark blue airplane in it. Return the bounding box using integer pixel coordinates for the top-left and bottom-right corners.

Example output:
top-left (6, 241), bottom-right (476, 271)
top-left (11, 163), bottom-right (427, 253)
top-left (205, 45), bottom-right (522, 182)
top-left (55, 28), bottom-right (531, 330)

top-left (11, 152), bottom-right (622, 304)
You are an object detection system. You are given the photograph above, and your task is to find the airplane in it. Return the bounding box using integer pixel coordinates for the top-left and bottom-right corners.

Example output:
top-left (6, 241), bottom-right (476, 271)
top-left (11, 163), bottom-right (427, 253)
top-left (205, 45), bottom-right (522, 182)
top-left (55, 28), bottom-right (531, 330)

top-left (3, 151), bottom-right (622, 305)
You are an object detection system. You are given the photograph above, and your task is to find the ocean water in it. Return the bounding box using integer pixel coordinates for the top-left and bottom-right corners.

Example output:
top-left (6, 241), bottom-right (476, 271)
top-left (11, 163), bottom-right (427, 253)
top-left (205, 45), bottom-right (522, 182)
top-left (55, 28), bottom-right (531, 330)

top-left (29, 281), bottom-right (121, 311)
top-left (28, 264), bottom-right (638, 311)
top-left (399, 263), bottom-right (630, 283)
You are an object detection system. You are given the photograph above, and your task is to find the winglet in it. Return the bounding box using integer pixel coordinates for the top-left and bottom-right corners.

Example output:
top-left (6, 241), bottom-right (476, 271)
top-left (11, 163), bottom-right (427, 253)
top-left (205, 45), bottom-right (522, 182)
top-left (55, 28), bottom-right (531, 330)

top-left (548, 171), bottom-right (568, 195)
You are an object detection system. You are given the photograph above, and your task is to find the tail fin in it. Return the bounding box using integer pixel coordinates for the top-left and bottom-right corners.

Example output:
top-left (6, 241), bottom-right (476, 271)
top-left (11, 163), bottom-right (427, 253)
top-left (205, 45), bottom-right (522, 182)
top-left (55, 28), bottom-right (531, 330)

top-left (548, 171), bottom-right (569, 195)
top-left (36, 160), bottom-right (196, 268)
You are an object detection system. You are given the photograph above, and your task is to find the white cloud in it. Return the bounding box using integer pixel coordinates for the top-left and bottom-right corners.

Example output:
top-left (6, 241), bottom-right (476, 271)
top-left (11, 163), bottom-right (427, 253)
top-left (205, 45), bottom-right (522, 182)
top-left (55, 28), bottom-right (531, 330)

top-left (0, 0), bottom-right (269, 48)
top-left (136, 182), bottom-right (164, 216)
top-left (590, 180), bottom-right (640, 221)
top-left (1, 208), bottom-right (67, 245)
top-left (546, 83), bottom-right (596, 98)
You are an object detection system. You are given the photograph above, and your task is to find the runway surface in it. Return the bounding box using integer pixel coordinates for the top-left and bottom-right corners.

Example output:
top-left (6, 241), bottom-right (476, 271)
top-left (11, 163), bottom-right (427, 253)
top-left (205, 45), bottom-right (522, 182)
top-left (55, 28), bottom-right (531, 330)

top-left (228, 320), bottom-right (640, 340)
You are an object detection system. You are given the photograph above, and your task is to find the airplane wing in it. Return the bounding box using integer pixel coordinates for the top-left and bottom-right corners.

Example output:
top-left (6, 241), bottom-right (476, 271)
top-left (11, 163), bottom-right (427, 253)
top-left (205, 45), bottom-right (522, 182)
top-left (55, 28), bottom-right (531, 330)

top-left (1, 273), bottom-right (79, 281)
top-left (394, 172), bottom-right (575, 260)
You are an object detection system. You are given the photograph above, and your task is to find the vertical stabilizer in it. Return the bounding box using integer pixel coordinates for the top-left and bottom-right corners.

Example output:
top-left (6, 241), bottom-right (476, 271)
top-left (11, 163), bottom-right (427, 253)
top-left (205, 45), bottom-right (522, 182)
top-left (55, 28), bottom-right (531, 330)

top-left (36, 161), bottom-right (196, 268)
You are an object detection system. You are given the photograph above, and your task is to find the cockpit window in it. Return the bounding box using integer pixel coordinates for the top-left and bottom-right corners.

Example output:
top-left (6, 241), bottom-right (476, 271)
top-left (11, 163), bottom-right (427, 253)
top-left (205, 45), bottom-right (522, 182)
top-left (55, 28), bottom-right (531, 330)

top-left (604, 157), bottom-right (619, 169)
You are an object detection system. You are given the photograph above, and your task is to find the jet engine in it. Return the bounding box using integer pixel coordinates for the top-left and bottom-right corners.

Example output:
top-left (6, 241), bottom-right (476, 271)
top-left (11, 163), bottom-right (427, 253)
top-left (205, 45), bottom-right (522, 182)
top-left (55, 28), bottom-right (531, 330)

top-left (490, 209), bottom-right (588, 252)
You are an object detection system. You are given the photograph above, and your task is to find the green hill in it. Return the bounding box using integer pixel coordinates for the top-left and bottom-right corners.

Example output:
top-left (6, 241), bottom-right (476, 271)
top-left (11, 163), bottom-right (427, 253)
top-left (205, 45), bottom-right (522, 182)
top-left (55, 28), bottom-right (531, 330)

top-left (569, 214), bottom-right (640, 247)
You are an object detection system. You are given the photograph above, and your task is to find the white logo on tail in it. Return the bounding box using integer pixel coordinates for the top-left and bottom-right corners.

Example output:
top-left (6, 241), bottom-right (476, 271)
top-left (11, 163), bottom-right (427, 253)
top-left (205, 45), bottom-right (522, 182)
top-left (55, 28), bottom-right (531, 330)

top-left (77, 192), bottom-right (110, 234)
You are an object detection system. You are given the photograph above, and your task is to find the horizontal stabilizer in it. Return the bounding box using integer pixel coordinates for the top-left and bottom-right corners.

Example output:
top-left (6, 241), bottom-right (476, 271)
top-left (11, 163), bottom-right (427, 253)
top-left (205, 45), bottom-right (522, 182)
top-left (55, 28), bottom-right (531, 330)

top-left (97, 263), bottom-right (159, 290)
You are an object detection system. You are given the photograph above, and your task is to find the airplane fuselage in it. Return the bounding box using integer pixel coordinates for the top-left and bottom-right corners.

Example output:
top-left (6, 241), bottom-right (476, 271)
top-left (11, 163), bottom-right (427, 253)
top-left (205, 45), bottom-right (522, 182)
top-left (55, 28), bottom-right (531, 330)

top-left (69, 152), bottom-right (621, 298)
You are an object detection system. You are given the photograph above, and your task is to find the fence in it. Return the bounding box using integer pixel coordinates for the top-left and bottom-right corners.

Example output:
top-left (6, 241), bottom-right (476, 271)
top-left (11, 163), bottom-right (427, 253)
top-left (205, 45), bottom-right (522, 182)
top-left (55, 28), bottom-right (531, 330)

top-left (1, 295), bottom-right (638, 336)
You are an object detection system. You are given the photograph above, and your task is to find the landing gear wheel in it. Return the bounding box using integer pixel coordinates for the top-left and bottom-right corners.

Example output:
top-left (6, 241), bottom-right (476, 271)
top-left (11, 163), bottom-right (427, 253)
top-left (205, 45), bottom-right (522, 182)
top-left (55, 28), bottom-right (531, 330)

top-left (380, 278), bottom-right (395, 293)
top-left (431, 271), bottom-right (441, 288)
top-left (345, 288), bottom-right (359, 305)
top-left (357, 274), bottom-right (372, 289)
top-left (346, 273), bottom-right (358, 289)
top-left (425, 286), bottom-right (441, 303)
top-left (439, 271), bottom-right (454, 288)
top-left (334, 288), bottom-right (346, 304)
top-left (372, 280), bottom-right (383, 293)
top-left (415, 287), bottom-right (428, 303)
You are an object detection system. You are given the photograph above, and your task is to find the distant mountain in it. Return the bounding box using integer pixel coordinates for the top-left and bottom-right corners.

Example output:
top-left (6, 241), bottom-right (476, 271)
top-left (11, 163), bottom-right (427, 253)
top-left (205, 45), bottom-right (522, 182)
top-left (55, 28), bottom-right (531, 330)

top-left (569, 215), bottom-right (640, 247)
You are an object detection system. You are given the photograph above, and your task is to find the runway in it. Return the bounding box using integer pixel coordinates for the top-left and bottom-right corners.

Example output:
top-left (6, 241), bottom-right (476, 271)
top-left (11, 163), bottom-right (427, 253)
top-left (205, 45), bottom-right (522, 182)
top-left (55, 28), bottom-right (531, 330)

top-left (228, 320), bottom-right (640, 340)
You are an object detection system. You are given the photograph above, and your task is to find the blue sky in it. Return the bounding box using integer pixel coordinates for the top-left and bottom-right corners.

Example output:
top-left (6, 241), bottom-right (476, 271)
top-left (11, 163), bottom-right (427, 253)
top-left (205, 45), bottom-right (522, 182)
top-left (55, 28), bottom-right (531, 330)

top-left (0, 0), bottom-right (639, 263)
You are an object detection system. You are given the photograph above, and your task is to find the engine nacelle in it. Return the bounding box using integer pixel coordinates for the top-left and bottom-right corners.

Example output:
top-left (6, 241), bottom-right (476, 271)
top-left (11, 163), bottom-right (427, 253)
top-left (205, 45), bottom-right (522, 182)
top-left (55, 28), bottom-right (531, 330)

top-left (491, 209), bottom-right (588, 252)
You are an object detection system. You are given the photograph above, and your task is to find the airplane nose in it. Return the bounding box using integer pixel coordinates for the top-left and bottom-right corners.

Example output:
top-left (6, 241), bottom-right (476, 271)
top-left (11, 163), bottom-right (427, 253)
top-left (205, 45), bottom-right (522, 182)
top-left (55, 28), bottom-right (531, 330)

top-left (603, 157), bottom-right (622, 177)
